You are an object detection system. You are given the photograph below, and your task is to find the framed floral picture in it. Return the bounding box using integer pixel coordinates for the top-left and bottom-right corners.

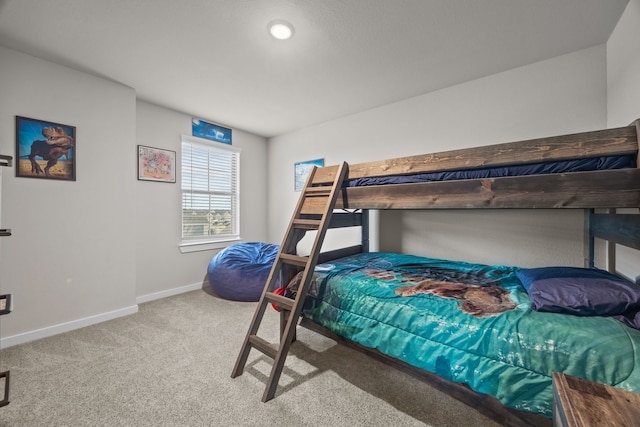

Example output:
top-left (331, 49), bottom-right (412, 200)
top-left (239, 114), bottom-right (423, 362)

top-left (137, 145), bottom-right (176, 183)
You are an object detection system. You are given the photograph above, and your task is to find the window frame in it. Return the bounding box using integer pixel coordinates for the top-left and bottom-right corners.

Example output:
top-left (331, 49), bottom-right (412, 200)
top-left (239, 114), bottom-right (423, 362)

top-left (179, 134), bottom-right (241, 253)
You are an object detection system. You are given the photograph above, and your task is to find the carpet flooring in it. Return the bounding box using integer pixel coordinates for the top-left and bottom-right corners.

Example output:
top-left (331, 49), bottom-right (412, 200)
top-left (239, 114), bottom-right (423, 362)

top-left (0, 288), bottom-right (501, 426)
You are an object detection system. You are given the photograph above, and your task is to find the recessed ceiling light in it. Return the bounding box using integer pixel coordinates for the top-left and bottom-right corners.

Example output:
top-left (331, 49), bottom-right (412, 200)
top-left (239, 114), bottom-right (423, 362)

top-left (268, 20), bottom-right (294, 40)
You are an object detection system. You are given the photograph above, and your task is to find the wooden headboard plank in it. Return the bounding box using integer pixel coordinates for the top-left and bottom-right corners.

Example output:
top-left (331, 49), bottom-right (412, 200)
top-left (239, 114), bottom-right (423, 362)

top-left (331, 169), bottom-right (640, 210)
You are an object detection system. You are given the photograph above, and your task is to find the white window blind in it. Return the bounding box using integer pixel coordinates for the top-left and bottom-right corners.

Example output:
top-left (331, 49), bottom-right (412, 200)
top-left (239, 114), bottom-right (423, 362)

top-left (181, 134), bottom-right (240, 243)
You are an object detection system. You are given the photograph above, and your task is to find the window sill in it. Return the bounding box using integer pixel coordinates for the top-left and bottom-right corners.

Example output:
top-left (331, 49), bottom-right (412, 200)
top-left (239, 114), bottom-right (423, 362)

top-left (179, 237), bottom-right (242, 253)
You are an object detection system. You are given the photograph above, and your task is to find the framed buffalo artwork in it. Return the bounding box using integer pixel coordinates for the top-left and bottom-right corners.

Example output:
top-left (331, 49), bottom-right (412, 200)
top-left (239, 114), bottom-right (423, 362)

top-left (15, 116), bottom-right (76, 181)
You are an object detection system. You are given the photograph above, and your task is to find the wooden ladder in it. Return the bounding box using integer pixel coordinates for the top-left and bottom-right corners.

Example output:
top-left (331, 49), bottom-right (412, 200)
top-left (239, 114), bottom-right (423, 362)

top-left (231, 161), bottom-right (348, 402)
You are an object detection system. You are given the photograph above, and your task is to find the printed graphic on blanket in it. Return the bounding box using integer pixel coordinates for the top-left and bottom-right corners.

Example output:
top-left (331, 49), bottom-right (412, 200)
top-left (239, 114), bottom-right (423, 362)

top-left (363, 265), bottom-right (516, 318)
top-left (285, 254), bottom-right (519, 318)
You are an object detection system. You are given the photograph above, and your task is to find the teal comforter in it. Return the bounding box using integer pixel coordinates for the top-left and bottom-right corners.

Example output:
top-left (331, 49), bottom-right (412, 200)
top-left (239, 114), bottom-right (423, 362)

top-left (291, 252), bottom-right (640, 418)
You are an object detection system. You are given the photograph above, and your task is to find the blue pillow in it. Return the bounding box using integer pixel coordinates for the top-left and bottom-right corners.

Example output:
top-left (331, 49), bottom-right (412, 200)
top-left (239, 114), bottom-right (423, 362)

top-left (516, 266), bottom-right (640, 317)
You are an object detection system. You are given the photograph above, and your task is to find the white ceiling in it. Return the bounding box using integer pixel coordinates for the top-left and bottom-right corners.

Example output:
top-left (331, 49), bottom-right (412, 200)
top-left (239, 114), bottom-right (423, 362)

top-left (0, 0), bottom-right (629, 137)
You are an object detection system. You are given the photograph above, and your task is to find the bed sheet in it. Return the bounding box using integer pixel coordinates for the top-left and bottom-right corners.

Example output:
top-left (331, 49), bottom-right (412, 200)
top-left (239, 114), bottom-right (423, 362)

top-left (288, 252), bottom-right (640, 418)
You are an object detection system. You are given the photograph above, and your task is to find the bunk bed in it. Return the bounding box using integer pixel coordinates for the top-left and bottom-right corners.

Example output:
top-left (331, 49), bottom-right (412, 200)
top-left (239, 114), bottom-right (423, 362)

top-left (280, 121), bottom-right (640, 426)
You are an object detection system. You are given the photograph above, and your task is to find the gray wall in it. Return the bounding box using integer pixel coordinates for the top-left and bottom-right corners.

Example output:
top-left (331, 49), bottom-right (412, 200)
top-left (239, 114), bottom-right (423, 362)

top-left (268, 45), bottom-right (607, 268)
top-left (0, 46), bottom-right (268, 346)
top-left (135, 101), bottom-right (268, 300)
top-left (607, 0), bottom-right (640, 280)
top-left (268, 0), bottom-right (640, 278)
top-left (0, 46), bottom-right (137, 344)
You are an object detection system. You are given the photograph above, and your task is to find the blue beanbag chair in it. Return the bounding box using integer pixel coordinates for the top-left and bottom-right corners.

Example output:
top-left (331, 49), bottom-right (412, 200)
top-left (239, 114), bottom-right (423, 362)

top-left (207, 242), bottom-right (279, 301)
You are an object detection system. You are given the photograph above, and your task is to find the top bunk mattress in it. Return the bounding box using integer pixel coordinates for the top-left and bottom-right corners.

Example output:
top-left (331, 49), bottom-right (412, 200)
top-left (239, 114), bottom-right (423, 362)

top-left (345, 155), bottom-right (636, 187)
top-left (286, 252), bottom-right (640, 418)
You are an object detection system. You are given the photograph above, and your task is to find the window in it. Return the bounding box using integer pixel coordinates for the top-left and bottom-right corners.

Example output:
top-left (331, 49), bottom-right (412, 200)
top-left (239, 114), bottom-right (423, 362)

top-left (180, 134), bottom-right (240, 252)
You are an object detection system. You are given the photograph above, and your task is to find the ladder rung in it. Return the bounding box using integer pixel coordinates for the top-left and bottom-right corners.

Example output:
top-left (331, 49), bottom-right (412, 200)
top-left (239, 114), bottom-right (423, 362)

top-left (292, 219), bottom-right (321, 230)
top-left (305, 186), bottom-right (332, 196)
top-left (248, 335), bottom-right (278, 359)
top-left (265, 292), bottom-right (294, 311)
top-left (279, 253), bottom-right (308, 267)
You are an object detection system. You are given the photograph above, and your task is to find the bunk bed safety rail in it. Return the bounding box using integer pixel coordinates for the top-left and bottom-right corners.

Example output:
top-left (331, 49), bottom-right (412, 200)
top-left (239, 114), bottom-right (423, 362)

top-left (359, 125), bottom-right (637, 180)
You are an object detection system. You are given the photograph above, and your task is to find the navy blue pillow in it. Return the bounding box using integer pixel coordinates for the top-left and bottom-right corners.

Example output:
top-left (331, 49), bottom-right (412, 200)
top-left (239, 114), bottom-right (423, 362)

top-left (516, 266), bottom-right (640, 317)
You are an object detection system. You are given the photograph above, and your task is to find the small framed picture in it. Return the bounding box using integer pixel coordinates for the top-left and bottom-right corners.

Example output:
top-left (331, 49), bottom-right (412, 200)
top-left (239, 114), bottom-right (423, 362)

top-left (294, 158), bottom-right (324, 191)
top-left (15, 116), bottom-right (76, 181)
top-left (137, 145), bottom-right (176, 183)
top-left (192, 119), bottom-right (232, 144)
top-left (0, 294), bottom-right (11, 315)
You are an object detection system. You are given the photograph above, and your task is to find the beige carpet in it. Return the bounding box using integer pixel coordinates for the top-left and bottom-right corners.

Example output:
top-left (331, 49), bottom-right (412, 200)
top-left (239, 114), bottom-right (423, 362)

top-left (0, 288), bottom-right (501, 426)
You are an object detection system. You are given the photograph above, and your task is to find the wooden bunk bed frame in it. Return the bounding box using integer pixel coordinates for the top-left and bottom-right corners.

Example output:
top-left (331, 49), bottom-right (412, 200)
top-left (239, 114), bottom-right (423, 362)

top-left (235, 121), bottom-right (640, 426)
top-left (309, 121), bottom-right (640, 425)
top-left (314, 121), bottom-right (640, 210)
top-left (313, 120), bottom-right (640, 269)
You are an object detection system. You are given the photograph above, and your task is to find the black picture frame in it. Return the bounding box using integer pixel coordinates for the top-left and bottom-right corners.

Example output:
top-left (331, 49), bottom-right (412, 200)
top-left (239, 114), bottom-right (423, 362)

top-left (0, 294), bottom-right (11, 315)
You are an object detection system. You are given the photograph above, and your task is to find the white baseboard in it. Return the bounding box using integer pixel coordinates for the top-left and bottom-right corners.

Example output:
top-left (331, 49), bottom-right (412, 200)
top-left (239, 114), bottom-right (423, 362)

top-left (136, 282), bottom-right (202, 304)
top-left (0, 305), bottom-right (139, 349)
top-left (0, 283), bottom-right (202, 349)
